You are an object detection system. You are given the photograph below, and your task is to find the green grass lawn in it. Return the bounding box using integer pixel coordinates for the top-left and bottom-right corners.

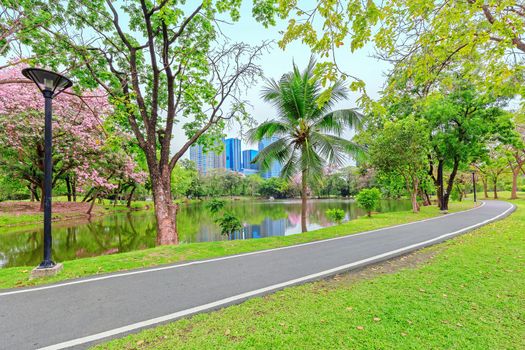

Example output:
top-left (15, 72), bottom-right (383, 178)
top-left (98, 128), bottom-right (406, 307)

top-left (0, 201), bottom-right (475, 290)
top-left (93, 199), bottom-right (524, 350)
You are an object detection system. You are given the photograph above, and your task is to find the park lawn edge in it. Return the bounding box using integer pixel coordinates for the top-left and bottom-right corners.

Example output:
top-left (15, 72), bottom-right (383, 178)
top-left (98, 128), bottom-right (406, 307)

top-left (93, 199), bottom-right (524, 350)
top-left (0, 201), bottom-right (476, 290)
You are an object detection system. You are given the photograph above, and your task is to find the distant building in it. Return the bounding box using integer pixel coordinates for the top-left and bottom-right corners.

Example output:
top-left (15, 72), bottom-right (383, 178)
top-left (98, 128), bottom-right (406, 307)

top-left (225, 138), bottom-right (242, 172)
top-left (258, 136), bottom-right (282, 179)
top-left (242, 149), bottom-right (259, 170)
top-left (242, 168), bottom-right (258, 176)
top-left (189, 142), bottom-right (225, 175)
top-left (260, 217), bottom-right (286, 237)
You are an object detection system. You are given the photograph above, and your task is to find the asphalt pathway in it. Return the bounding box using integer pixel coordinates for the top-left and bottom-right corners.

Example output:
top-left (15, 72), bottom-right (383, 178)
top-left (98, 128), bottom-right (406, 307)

top-left (0, 200), bottom-right (515, 350)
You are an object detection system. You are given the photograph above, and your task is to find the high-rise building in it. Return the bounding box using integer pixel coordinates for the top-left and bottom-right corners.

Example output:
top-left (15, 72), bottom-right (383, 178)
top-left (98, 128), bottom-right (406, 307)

top-left (258, 136), bottom-right (282, 179)
top-left (242, 149), bottom-right (259, 170)
top-left (225, 138), bottom-right (242, 172)
top-left (189, 142), bottom-right (225, 175)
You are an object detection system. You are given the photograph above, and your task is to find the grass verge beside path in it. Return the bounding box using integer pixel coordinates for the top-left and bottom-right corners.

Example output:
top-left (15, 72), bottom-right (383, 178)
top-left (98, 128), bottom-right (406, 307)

top-left (0, 202), bottom-right (474, 290)
top-left (94, 200), bottom-right (524, 350)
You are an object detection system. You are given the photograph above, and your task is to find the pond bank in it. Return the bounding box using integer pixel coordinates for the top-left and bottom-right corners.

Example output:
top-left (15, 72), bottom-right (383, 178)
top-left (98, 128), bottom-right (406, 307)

top-left (0, 200), bottom-right (152, 233)
top-left (0, 201), bottom-right (475, 290)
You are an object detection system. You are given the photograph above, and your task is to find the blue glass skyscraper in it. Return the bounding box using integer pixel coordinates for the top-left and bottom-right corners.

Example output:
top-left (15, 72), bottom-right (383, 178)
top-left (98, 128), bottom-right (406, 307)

top-left (242, 149), bottom-right (259, 170)
top-left (258, 136), bottom-right (282, 178)
top-left (225, 138), bottom-right (242, 172)
top-left (189, 141), bottom-right (225, 175)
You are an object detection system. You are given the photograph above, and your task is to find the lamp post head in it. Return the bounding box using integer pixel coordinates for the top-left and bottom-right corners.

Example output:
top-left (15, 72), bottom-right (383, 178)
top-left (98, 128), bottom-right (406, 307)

top-left (22, 68), bottom-right (73, 98)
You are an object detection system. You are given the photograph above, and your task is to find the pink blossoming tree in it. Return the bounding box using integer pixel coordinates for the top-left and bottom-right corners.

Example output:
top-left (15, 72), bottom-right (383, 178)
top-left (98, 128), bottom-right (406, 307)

top-left (0, 66), bottom-right (145, 211)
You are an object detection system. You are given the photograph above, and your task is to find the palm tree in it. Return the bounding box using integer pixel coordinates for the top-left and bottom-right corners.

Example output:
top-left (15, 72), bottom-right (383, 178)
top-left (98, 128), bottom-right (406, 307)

top-left (249, 58), bottom-right (363, 232)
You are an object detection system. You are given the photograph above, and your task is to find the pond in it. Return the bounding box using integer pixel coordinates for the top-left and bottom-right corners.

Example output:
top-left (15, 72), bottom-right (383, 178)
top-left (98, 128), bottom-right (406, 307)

top-left (0, 199), bottom-right (411, 268)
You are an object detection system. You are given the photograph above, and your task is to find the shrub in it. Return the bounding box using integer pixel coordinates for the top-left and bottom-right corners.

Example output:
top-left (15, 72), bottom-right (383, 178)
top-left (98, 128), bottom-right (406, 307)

top-left (325, 208), bottom-right (345, 224)
top-left (205, 198), bottom-right (226, 215)
top-left (215, 211), bottom-right (243, 238)
top-left (356, 188), bottom-right (381, 217)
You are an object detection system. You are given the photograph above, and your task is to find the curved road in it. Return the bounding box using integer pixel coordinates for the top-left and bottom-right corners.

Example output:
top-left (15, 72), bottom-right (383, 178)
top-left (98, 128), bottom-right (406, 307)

top-left (0, 200), bottom-right (515, 350)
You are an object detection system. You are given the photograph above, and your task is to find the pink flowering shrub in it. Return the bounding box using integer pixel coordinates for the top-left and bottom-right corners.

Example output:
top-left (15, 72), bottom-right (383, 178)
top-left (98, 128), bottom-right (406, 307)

top-left (0, 66), bottom-right (145, 206)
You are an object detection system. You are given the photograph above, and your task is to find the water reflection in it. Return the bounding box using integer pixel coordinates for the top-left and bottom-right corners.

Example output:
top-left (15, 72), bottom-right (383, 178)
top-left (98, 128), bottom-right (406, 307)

top-left (0, 199), bottom-right (410, 268)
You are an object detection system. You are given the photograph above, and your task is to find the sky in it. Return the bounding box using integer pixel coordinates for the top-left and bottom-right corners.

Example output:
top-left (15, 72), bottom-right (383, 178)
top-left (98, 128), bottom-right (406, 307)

top-left (172, 2), bottom-right (392, 157)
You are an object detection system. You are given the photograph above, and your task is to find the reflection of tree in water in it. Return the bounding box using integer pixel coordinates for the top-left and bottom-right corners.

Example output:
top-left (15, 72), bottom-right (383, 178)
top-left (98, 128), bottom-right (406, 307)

top-left (0, 230), bottom-right (43, 267)
top-left (0, 212), bottom-right (159, 267)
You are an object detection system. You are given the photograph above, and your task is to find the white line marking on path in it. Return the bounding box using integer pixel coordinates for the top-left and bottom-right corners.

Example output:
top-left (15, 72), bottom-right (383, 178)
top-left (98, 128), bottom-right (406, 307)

top-left (35, 201), bottom-right (514, 350)
top-left (0, 202), bottom-right (488, 297)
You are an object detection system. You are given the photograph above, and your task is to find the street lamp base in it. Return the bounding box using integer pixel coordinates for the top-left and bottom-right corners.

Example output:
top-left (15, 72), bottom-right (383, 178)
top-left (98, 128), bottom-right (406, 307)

top-left (31, 263), bottom-right (63, 279)
top-left (37, 260), bottom-right (56, 269)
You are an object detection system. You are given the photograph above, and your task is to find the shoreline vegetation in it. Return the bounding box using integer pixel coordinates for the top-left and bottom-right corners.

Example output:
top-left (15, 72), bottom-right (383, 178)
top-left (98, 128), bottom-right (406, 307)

top-left (0, 199), bottom-right (153, 233)
top-left (94, 199), bottom-right (524, 350)
top-left (0, 200), bottom-right (476, 290)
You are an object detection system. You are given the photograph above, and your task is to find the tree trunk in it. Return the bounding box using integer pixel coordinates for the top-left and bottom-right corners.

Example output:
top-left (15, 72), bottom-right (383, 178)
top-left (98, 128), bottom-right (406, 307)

top-left (72, 176), bottom-right (77, 202)
top-left (482, 178), bottom-right (489, 198)
top-left (65, 175), bottom-right (72, 202)
top-left (442, 158), bottom-right (459, 211)
top-left (29, 186), bottom-right (35, 202)
top-left (87, 190), bottom-right (98, 215)
top-left (493, 181), bottom-right (498, 199)
top-left (408, 177), bottom-right (420, 213)
top-left (127, 186), bottom-right (136, 208)
top-left (423, 190), bottom-right (431, 206)
top-left (301, 169), bottom-right (308, 233)
top-left (152, 177), bottom-right (179, 245)
top-left (511, 169), bottom-right (519, 199)
top-left (410, 191), bottom-right (419, 213)
top-left (39, 183), bottom-right (45, 212)
top-left (435, 160), bottom-right (444, 209)
top-left (29, 183), bottom-right (39, 202)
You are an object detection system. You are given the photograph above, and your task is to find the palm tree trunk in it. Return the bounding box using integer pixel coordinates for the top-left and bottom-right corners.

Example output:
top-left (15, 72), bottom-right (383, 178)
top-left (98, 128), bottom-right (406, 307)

top-left (301, 169), bottom-right (308, 233)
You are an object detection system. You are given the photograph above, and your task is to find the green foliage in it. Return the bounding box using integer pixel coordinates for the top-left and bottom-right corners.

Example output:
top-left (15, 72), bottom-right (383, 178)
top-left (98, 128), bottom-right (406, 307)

top-left (214, 211), bottom-right (243, 237)
top-left (171, 160), bottom-right (198, 198)
top-left (325, 208), bottom-right (345, 224)
top-left (258, 177), bottom-right (291, 199)
top-left (0, 173), bottom-right (29, 201)
top-left (205, 198), bottom-right (226, 215)
top-left (275, 1), bottom-right (525, 103)
top-left (367, 116), bottom-right (430, 211)
top-left (356, 188), bottom-right (381, 217)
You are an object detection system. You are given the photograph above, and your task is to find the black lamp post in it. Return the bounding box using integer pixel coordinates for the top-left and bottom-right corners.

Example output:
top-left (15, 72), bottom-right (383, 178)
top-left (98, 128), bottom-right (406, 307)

top-left (22, 68), bottom-right (72, 269)
top-left (471, 170), bottom-right (477, 203)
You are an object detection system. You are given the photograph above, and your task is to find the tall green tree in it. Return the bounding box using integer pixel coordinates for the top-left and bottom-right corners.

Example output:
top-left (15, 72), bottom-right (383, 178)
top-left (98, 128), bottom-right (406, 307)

top-left (249, 58), bottom-right (362, 232)
top-left (422, 84), bottom-right (513, 209)
top-left (368, 116), bottom-right (430, 213)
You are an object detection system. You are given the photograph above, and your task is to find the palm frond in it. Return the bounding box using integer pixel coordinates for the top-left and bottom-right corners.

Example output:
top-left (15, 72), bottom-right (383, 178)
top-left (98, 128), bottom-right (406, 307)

top-left (314, 109), bottom-right (363, 135)
top-left (247, 120), bottom-right (290, 143)
top-left (252, 137), bottom-right (292, 172)
top-left (310, 132), bottom-right (364, 167)
top-left (279, 147), bottom-right (299, 180)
